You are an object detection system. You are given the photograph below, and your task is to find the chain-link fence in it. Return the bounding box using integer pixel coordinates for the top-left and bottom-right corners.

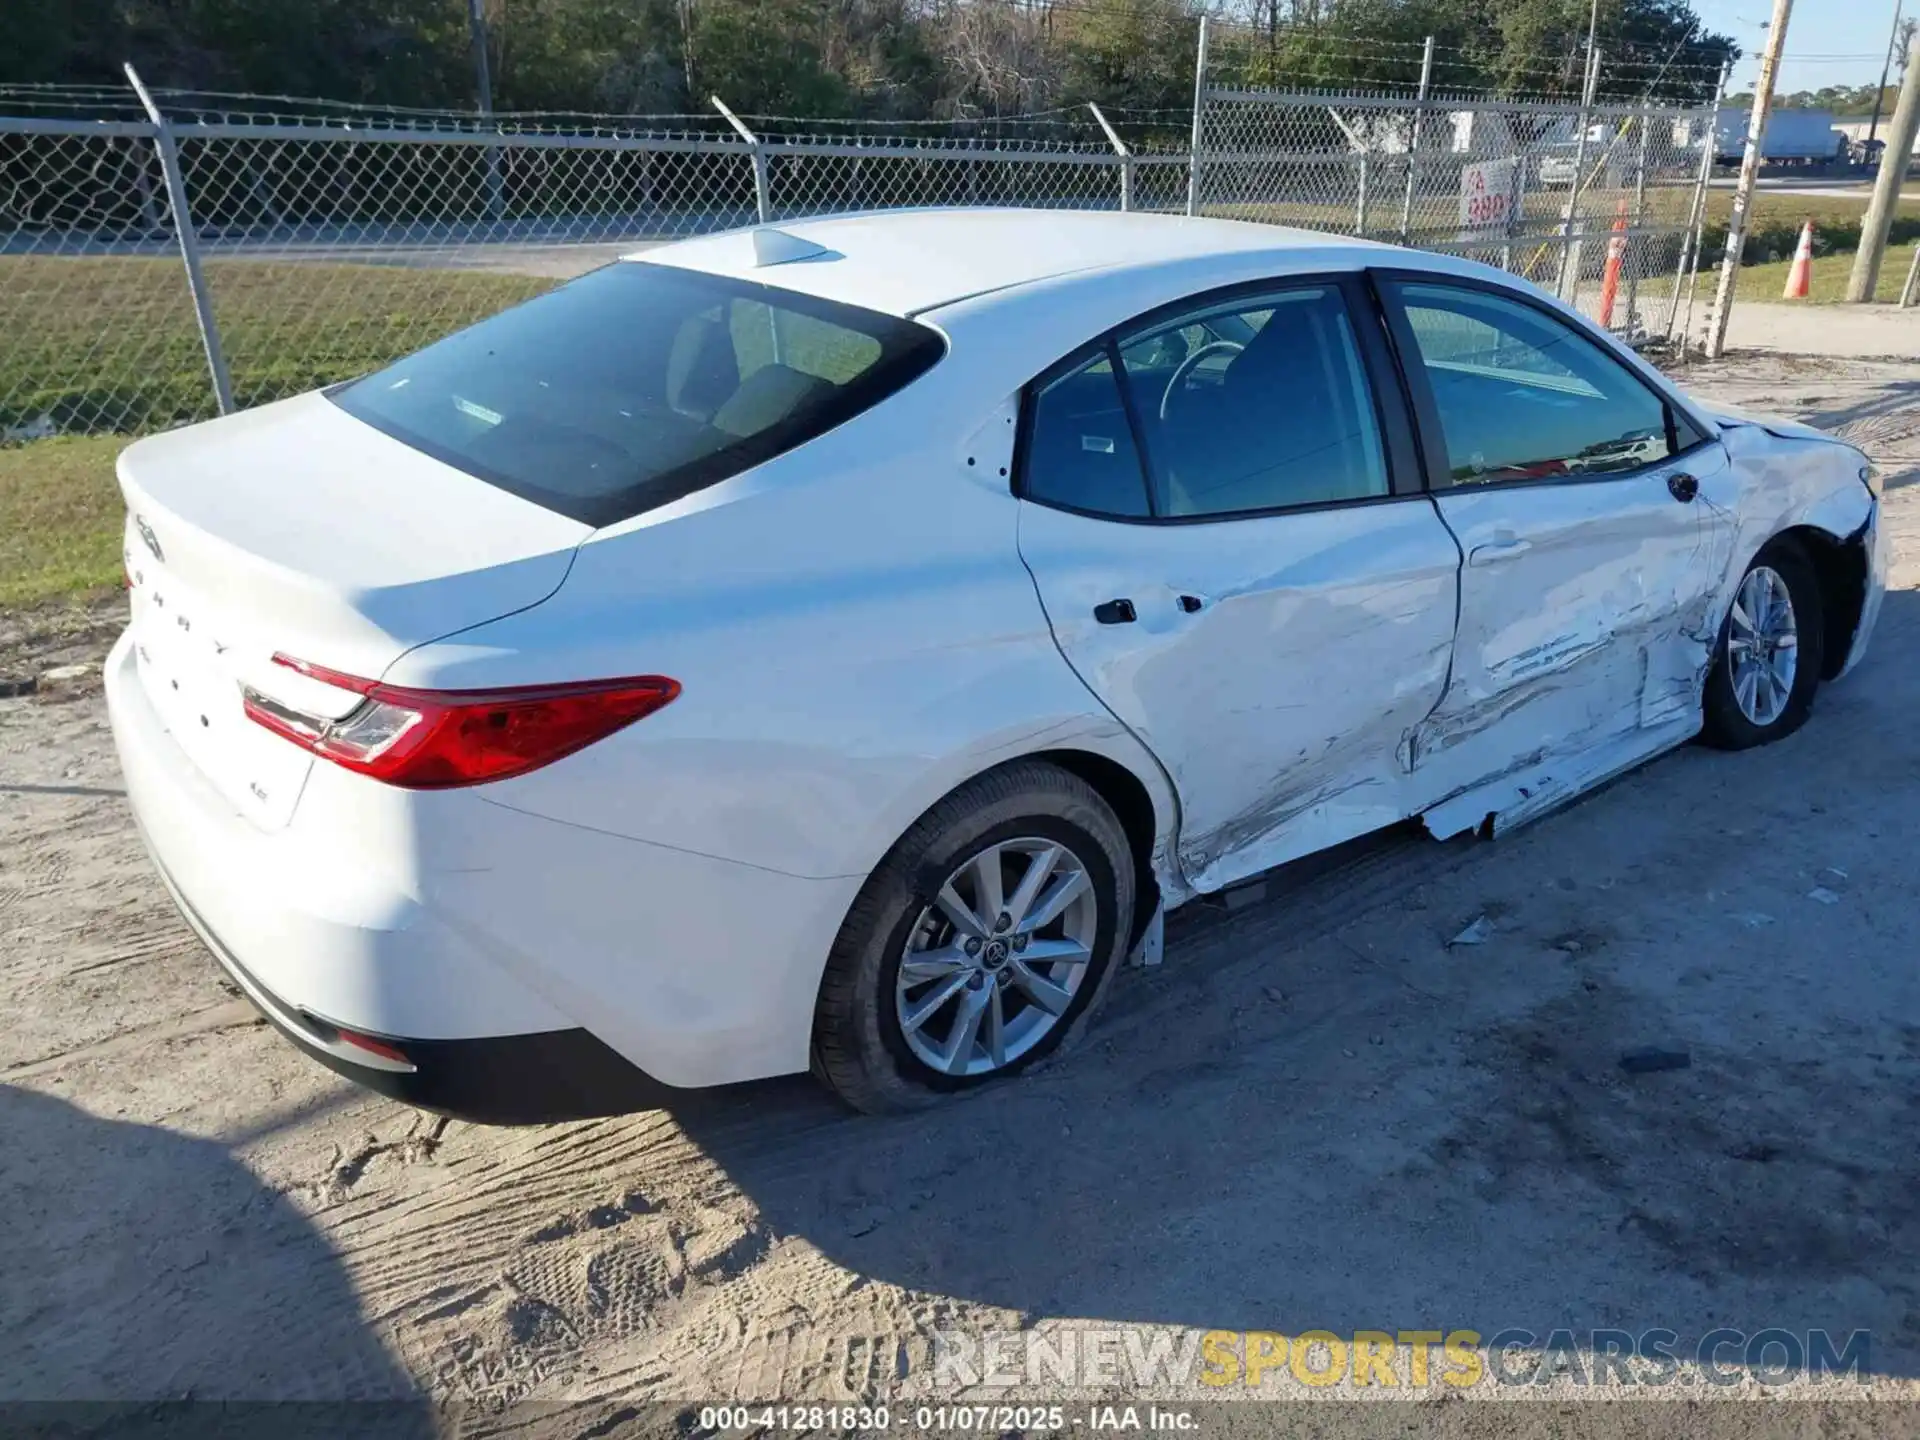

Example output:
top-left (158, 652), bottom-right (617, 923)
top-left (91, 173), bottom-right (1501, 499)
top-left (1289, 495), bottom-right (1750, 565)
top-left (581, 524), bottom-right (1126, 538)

top-left (1, 94), bottom-right (1188, 439)
top-left (1194, 21), bottom-right (1719, 345)
top-left (2, 63), bottom-right (1711, 444)
top-left (2, 117), bottom-right (214, 437)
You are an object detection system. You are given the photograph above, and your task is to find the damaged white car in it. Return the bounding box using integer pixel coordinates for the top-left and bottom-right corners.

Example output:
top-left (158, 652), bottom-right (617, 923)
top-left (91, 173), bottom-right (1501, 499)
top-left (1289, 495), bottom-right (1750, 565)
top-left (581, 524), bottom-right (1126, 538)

top-left (106, 210), bottom-right (1886, 1120)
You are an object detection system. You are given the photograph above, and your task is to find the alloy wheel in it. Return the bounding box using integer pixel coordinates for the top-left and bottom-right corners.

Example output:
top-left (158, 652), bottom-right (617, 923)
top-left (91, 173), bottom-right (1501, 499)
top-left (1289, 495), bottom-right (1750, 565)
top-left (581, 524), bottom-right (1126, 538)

top-left (893, 837), bottom-right (1098, 1077)
top-left (1727, 564), bottom-right (1799, 728)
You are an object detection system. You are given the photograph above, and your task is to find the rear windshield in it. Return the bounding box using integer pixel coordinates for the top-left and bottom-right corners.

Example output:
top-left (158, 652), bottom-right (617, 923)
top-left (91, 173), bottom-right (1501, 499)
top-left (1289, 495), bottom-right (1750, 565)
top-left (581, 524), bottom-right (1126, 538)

top-left (332, 262), bottom-right (944, 526)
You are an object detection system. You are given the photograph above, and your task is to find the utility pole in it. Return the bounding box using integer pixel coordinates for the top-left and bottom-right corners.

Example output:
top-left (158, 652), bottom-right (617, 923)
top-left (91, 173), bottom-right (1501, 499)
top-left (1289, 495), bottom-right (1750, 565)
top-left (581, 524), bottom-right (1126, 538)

top-left (1556, 45), bottom-right (1603, 299)
top-left (1704, 0), bottom-right (1793, 359)
top-left (466, 0), bottom-right (494, 117)
top-left (1398, 35), bottom-right (1435, 244)
top-left (1868, 1), bottom-right (1905, 153)
top-left (1187, 15), bottom-right (1210, 217)
top-left (679, 0), bottom-right (697, 103)
top-left (467, 0), bottom-right (504, 221)
top-left (1850, 30), bottom-right (1920, 300)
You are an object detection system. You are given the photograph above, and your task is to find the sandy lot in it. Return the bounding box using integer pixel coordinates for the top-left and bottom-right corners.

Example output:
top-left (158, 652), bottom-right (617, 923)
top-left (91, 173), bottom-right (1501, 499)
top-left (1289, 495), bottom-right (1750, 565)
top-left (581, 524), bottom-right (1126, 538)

top-left (3, 351), bottom-right (1919, 1418)
top-left (1674, 302), bottom-right (1920, 360)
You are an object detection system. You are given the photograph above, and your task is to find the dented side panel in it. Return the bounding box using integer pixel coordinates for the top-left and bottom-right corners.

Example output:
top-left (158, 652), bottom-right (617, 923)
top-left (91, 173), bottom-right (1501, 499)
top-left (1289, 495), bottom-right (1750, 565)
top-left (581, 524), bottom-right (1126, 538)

top-left (1017, 495), bottom-right (1460, 895)
top-left (1700, 423), bottom-right (1880, 665)
top-left (1409, 448), bottom-right (1729, 814)
top-left (1413, 424), bottom-right (1881, 841)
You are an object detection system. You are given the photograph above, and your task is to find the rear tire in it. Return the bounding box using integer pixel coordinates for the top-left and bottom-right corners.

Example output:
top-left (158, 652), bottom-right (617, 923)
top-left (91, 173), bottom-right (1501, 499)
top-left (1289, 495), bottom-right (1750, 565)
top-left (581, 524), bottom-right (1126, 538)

top-left (811, 760), bottom-right (1134, 1114)
top-left (1701, 538), bottom-right (1825, 751)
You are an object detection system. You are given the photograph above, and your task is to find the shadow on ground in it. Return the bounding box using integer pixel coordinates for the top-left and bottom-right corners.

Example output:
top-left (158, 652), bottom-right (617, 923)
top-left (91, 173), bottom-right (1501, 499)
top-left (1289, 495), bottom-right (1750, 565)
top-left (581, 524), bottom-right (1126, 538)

top-left (0, 1084), bottom-right (427, 1416)
top-left (665, 586), bottom-right (1920, 1377)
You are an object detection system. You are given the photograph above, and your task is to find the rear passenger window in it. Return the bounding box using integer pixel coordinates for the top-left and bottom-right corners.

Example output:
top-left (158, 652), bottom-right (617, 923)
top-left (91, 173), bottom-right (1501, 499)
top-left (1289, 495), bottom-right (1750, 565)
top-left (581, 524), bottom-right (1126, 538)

top-left (1114, 285), bottom-right (1389, 517)
top-left (1021, 350), bottom-right (1151, 518)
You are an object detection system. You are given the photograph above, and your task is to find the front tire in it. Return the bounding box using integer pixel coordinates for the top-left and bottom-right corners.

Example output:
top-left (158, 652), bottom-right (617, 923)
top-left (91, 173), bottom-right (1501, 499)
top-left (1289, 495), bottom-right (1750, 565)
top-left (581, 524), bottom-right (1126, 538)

top-left (811, 760), bottom-right (1135, 1114)
top-left (1701, 539), bottom-right (1825, 750)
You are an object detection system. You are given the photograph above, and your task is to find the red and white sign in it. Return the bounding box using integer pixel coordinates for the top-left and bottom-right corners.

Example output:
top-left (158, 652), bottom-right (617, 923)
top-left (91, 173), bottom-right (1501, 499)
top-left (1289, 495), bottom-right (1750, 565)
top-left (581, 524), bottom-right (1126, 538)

top-left (1458, 159), bottom-right (1516, 232)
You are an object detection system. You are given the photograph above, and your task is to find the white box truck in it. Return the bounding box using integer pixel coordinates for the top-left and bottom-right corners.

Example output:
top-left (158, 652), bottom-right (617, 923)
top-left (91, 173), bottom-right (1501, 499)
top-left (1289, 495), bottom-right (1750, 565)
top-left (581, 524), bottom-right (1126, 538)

top-left (1713, 108), bottom-right (1846, 165)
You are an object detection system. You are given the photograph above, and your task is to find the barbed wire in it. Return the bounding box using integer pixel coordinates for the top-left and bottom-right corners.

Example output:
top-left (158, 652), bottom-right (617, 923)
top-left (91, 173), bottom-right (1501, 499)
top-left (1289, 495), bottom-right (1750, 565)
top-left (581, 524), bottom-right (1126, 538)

top-left (1211, 43), bottom-right (1728, 74)
top-left (740, 106), bottom-right (1090, 126)
top-left (0, 36), bottom-right (1769, 134)
top-left (1200, 15), bottom-right (1732, 62)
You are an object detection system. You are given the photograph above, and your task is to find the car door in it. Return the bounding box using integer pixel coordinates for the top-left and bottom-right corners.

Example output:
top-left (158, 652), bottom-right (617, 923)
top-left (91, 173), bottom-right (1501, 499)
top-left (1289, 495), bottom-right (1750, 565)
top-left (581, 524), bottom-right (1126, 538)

top-left (1015, 276), bottom-right (1462, 894)
top-left (1375, 273), bottom-right (1727, 818)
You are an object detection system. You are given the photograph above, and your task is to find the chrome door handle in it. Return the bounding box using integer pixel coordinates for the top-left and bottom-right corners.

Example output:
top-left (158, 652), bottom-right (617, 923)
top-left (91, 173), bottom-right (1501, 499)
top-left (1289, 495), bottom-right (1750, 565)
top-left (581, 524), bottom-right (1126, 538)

top-left (1468, 536), bottom-right (1532, 567)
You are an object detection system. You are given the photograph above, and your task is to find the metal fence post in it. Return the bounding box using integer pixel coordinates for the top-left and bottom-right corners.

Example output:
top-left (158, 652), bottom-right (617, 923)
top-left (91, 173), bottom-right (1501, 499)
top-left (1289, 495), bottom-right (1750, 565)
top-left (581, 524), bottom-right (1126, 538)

top-left (1325, 108), bottom-right (1370, 235)
top-left (1503, 143), bottom-right (1527, 273)
top-left (1400, 36), bottom-right (1436, 244)
top-left (1661, 112), bottom-right (1707, 342)
top-left (1088, 103), bottom-right (1133, 212)
top-left (1671, 63), bottom-right (1732, 348)
top-left (713, 96), bottom-right (770, 223)
top-left (466, 0), bottom-right (505, 223)
top-left (1622, 101), bottom-right (1652, 335)
top-left (1557, 46), bottom-right (1602, 299)
top-left (1187, 15), bottom-right (1210, 216)
top-left (123, 65), bottom-right (234, 416)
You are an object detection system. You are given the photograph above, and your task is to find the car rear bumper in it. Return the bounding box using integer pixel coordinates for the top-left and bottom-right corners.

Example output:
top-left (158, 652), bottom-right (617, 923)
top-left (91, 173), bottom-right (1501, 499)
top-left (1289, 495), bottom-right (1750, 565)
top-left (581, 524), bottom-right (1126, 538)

top-left (147, 842), bottom-right (679, 1122)
top-left (106, 627), bottom-right (859, 1114)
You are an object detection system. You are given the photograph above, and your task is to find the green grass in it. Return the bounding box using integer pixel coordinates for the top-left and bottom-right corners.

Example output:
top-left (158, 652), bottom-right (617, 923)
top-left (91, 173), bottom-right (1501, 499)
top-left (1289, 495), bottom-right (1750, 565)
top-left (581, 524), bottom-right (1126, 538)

top-left (0, 256), bottom-right (552, 435)
top-left (1, 256), bottom-right (554, 612)
top-left (0, 435), bottom-right (128, 610)
top-left (1694, 239), bottom-right (1920, 304)
top-left (1698, 192), bottom-right (1920, 268)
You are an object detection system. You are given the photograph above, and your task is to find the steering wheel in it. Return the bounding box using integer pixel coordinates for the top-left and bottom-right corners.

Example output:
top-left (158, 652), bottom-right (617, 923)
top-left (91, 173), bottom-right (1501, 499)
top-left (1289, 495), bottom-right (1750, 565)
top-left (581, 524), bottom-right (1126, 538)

top-left (1159, 340), bottom-right (1245, 422)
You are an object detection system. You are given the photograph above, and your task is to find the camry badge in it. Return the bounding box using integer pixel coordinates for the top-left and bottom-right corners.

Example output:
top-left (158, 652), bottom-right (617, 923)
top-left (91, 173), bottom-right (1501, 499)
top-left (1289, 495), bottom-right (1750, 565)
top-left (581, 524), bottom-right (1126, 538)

top-left (135, 514), bottom-right (164, 564)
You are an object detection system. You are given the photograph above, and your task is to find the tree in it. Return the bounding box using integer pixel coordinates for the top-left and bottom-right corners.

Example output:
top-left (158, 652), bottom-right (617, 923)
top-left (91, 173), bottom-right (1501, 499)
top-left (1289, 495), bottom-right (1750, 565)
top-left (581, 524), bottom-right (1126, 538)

top-left (1058, 0), bottom-right (1200, 114)
top-left (0, 0), bottom-right (1738, 117)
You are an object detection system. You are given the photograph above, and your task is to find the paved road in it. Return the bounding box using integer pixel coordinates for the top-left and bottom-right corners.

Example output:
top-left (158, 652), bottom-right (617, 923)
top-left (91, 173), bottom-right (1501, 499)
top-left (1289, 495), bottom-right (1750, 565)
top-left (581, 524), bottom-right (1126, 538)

top-left (1709, 176), bottom-right (1879, 201)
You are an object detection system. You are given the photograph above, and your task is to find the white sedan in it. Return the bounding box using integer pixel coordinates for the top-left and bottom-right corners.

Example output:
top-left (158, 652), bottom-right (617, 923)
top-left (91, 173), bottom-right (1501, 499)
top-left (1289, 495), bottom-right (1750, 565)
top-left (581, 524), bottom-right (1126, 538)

top-left (106, 210), bottom-right (1886, 1119)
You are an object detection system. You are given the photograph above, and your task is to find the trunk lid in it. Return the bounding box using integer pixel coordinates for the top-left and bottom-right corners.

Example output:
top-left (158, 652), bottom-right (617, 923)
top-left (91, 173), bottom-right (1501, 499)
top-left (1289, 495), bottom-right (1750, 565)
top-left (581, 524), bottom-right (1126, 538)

top-left (118, 392), bottom-right (590, 830)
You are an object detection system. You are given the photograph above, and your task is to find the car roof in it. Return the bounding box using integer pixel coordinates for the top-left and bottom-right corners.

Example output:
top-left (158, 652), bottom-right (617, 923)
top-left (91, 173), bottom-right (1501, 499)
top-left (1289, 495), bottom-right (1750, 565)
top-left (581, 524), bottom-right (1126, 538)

top-left (624, 208), bottom-right (1393, 317)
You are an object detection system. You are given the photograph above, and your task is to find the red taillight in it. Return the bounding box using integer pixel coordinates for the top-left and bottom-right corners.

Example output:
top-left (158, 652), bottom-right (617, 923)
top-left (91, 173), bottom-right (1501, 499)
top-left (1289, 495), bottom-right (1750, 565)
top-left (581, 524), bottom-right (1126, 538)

top-left (336, 1028), bottom-right (410, 1064)
top-left (243, 655), bottom-right (679, 789)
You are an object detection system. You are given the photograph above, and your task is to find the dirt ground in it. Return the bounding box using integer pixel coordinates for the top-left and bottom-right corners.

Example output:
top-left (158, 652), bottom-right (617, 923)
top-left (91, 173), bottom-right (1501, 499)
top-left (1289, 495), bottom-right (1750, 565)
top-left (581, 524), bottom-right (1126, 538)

top-left (3, 350), bottom-right (1920, 1418)
top-left (1674, 301), bottom-right (1920, 359)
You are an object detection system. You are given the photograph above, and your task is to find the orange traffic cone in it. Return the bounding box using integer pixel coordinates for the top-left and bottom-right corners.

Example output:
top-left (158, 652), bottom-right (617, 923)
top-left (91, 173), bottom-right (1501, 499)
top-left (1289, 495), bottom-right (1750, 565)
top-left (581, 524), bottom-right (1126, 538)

top-left (1597, 200), bottom-right (1629, 328)
top-left (1783, 219), bottom-right (1815, 299)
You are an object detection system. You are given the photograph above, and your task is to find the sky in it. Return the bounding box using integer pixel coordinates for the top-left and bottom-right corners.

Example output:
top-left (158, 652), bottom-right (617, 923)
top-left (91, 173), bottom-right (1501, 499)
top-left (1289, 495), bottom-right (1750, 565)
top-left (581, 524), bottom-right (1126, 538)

top-left (1690, 0), bottom-right (1908, 100)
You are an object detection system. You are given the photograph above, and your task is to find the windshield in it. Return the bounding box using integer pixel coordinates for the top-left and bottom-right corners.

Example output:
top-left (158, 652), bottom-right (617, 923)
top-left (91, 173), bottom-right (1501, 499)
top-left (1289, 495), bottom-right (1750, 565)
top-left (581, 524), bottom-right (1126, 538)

top-left (332, 262), bottom-right (945, 526)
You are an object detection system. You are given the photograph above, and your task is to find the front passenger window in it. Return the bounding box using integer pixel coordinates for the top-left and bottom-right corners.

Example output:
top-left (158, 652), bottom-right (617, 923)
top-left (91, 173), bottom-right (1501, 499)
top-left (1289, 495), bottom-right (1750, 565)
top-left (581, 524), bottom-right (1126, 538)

top-left (1387, 281), bottom-right (1682, 486)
